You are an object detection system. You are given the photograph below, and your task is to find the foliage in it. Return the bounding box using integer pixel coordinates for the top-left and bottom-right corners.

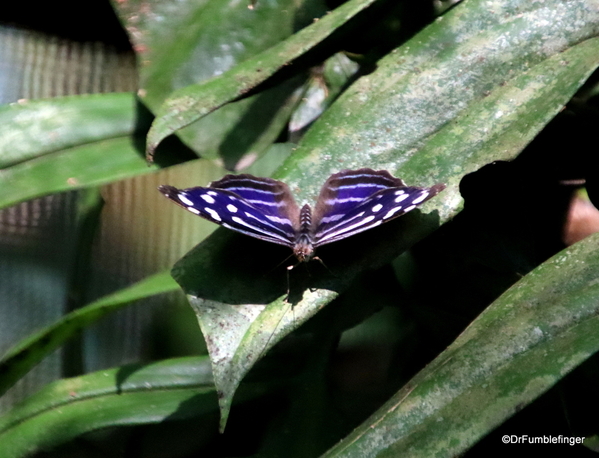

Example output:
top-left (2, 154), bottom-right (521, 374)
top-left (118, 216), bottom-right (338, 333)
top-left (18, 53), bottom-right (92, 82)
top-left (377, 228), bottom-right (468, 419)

top-left (0, 0), bottom-right (599, 456)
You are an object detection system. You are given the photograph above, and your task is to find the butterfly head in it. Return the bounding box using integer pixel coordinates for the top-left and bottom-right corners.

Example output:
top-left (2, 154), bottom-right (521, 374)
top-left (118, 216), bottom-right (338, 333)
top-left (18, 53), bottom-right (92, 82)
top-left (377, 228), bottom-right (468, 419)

top-left (293, 234), bottom-right (315, 263)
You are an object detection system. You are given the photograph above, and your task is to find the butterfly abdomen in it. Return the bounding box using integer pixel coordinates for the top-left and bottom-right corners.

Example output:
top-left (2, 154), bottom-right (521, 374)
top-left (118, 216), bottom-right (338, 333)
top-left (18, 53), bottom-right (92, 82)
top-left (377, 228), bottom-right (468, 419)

top-left (293, 204), bottom-right (315, 262)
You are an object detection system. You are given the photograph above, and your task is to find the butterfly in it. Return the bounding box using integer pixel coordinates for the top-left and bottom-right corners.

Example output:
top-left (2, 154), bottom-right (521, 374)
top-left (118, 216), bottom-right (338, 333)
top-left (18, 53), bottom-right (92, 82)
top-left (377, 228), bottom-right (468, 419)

top-left (158, 168), bottom-right (445, 263)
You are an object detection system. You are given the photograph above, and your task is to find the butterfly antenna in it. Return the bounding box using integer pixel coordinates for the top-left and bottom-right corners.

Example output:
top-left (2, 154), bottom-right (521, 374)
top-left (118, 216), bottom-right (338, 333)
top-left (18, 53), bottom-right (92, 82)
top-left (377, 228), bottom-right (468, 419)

top-left (312, 256), bottom-right (337, 278)
top-left (262, 253), bottom-right (295, 280)
top-left (256, 297), bottom-right (293, 363)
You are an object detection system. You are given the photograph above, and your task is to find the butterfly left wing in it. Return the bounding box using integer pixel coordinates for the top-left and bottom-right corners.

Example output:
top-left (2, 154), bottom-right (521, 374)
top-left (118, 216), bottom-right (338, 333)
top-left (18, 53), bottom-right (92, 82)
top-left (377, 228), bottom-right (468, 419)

top-left (158, 174), bottom-right (301, 248)
top-left (311, 168), bottom-right (445, 246)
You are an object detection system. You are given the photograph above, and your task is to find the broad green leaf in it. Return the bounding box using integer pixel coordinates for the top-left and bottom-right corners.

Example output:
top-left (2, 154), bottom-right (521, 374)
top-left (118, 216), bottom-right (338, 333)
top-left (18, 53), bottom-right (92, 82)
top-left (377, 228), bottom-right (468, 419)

top-left (113, 0), bottom-right (325, 166)
top-left (112, 0), bottom-right (323, 110)
top-left (0, 93), bottom-right (138, 168)
top-left (145, 0), bottom-right (379, 159)
top-left (278, 2), bottom-right (599, 193)
top-left (0, 357), bottom-right (216, 458)
top-left (0, 271), bottom-right (179, 397)
top-left (169, 0), bottom-right (599, 429)
top-left (322, 233), bottom-right (599, 457)
top-left (181, 78), bottom-right (304, 169)
top-left (0, 136), bottom-right (160, 209)
top-left (0, 93), bottom-right (180, 209)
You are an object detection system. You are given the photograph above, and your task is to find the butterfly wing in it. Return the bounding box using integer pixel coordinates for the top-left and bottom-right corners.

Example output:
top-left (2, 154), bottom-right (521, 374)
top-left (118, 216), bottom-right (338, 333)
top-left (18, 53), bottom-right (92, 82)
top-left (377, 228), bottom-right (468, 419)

top-left (158, 174), bottom-right (300, 248)
top-left (311, 168), bottom-right (445, 246)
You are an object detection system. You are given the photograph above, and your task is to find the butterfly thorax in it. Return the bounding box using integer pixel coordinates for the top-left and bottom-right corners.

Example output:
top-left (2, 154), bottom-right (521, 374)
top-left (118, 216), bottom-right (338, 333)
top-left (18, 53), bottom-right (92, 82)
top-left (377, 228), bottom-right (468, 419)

top-left (293, 204), bottom-right (315, 262)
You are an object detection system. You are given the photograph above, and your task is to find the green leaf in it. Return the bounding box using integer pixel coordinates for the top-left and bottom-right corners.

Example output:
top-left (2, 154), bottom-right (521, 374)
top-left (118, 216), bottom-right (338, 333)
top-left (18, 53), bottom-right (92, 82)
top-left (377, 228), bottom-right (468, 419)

top-left (170, 0), bottom-right (599, 430)
top-left (0, 93), bottom-right (138, 168)
top-left (174, 77), bottom-right (304, 168)
top-left (0, 357), bottom-right (215, 458)
top-left (113, 0), bottom-right (322, 110)
top-left (322, 233), bottom-right (599, 457)
top-left (114, 0), bottom-right (328, 166)
top-left (0, 93), bottom-right (166, 209)
top-left (0, 271), bottom-right (179, 397)
top-left (145, 0), bottom-right (379, 158)
top-left (0, 136), bottom-right (162, 209)
top-left (278, 3), bottom-right (599, 196)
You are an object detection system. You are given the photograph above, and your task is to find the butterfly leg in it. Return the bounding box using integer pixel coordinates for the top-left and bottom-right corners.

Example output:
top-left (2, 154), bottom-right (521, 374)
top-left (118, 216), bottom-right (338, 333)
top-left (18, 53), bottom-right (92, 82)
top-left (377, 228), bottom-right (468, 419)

top-left (285, 263), bottom-right (298, 303)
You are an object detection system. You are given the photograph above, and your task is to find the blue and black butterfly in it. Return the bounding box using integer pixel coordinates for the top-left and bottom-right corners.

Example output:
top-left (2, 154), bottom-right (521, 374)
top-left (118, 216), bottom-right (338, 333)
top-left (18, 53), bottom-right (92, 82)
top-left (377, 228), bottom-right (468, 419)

top-left (158, 168), bottom-right (445, 262)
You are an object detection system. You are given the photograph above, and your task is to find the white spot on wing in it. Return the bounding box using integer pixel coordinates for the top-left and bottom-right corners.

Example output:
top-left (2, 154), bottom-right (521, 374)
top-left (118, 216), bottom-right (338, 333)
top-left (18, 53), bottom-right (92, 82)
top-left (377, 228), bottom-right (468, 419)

top-left (384, 206), bottom-right (404, 219)
top-left (204, 207), bottom-right (221, 221)
top-left (232, 216), bottom-right (249, 227)
top-left (187, 207), bottom-right (200, 215)
top-left (226, 204), bottom-right (238, 213)
top-left (395, 194), bottom-right (409, 203)
top-left (178, 194), bottom-right (194, 206)
top-left (372, 203), bottom-right (383, 212)
top-left (201, 194), bottom-right (216, 204)
top-left (411, 191), bottom-right (429, 205)
top-left (343, 214), bottom-right (375, 230)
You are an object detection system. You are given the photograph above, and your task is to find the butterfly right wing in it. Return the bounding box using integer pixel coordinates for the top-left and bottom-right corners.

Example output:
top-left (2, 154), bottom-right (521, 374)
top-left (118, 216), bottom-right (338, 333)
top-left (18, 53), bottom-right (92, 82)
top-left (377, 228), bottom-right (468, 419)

top-left (311, 169), bottom-right (445, 246)
top-left (312, 183), bottom-right (445, 246)
top-left (158, 174), bottom-right (300, 248)
top-left (311, 168), bottom-right (405, 238)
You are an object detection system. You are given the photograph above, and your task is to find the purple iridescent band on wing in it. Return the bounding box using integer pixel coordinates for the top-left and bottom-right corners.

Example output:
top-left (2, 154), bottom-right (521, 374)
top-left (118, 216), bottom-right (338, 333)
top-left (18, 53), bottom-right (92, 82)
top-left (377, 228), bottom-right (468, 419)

top-left (159, 168), bottom-right (445, 262)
